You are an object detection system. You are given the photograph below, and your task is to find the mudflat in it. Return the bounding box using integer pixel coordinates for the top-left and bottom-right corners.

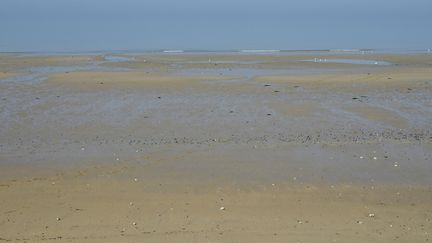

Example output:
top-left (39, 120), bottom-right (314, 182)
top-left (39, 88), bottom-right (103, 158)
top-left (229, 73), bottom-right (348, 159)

top-left (1, 52), bottom-right (431, 242)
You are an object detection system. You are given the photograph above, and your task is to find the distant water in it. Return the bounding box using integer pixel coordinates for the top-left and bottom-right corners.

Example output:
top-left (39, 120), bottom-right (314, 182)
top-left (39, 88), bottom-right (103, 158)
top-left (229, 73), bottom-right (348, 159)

top-left (2, 49), bottom-right (431, 56)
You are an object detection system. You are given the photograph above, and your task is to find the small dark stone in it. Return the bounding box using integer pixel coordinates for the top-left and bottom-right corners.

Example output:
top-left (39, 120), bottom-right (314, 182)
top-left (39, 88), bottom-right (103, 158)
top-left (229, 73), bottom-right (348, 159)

top-left (352, 97), bottom-right (358, 100)
top-left (273, 90), bottom-right (280, 93)
top-left (264, 84), bottom-right (271, 87)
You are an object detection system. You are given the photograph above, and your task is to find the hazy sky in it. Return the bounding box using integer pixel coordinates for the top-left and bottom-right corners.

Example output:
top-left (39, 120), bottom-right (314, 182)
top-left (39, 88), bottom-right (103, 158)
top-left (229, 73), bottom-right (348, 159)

top-left (1, 0), bottom-right (431, 52)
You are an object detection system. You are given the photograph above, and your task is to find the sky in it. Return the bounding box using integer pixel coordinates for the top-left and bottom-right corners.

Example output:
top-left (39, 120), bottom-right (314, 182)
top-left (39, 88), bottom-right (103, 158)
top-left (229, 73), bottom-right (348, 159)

top-left (1, 0), bottom-right (431, 52)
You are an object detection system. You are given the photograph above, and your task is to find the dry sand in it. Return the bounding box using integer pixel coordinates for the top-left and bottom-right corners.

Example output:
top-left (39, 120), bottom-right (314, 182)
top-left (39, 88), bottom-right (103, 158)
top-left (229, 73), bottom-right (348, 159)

top-left (1, 165), bottom-right (431, 242)
top-left (0, 72), bottom-right (23, 80)
top-left (1, 52), bottom-right (432, 242)
top-left (47, 72), bottom-right (241, 91)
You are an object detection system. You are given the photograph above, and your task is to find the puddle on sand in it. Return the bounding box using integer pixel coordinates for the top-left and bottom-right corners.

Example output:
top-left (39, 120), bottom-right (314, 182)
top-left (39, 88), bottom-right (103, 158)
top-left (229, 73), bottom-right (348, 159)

top-left (175, 67), bottom-right (353, 79)
top-left (179, 60), bottom-right (267, 65)
top-left (103, 55), bottom-right (134, 62)
top-left (305, 58), bottom-right (392, 65)
top-left (17, 56), bottom-right (132, 76)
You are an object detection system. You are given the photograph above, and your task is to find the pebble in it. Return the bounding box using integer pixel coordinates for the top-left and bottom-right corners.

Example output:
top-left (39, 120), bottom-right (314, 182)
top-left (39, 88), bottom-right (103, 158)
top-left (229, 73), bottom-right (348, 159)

top-left (132, 222), bottom-right (137, 226)
top-left (220, 207), bottom-right (225, 211)
top-left (56, 217), bottom-right (61, 221)
top-left (373, 157), bottom-right (377, 160)
top-left (368, 213), bottom-right (375, 218)
top-left (359, 156), bottom-right (364, 159)
top-left (134, 178), bottom-right (138, 182)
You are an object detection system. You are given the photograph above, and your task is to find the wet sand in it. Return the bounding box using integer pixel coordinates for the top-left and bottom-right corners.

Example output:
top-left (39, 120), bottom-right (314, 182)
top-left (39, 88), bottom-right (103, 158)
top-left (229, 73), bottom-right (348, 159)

top-left (1, 52), bottom-right (432, 242)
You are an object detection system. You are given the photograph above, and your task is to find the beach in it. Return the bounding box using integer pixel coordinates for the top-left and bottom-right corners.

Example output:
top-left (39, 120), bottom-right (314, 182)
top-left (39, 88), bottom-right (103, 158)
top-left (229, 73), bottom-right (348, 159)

top-left (1, 51), bottom-right (432, 242)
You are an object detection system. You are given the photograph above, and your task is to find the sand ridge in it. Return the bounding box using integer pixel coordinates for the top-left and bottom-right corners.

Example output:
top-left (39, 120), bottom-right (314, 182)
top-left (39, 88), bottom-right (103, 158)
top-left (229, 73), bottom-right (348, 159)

top-left (47, 71), bottom-right (242, 91)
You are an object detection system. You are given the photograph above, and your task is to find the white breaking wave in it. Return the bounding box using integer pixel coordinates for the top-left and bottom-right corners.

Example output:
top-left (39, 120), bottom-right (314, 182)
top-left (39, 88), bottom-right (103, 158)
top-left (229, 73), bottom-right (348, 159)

top-left (240, 50), bottom-right (280, 53)
top-left (163, 50), bottom-right (184, 53)
top-left (330, 49), bottom-right (362, 52)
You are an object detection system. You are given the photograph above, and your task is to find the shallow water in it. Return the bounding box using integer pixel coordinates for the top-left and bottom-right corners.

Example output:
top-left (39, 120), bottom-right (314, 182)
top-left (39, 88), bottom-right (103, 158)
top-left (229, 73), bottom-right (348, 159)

top-left (180, 60), bottom-right (267, 65)
top-left (175, 67), bottom-right (351, 78)
top-left (103, 55), bottom-right (134, 62)
top-left (305, 58), bottom-right (392, 65)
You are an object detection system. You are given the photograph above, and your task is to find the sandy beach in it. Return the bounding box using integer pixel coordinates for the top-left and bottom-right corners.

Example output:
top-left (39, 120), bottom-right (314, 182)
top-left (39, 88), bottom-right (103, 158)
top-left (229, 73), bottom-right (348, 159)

top-left (1, 52), bottom-right (432, 242)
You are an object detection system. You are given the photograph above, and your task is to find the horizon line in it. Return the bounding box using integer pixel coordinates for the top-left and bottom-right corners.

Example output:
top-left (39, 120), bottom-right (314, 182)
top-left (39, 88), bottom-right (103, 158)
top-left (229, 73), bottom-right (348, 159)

top-left (1, 48), bottom-right (431, 55)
